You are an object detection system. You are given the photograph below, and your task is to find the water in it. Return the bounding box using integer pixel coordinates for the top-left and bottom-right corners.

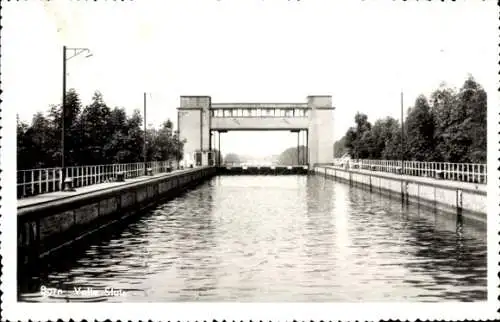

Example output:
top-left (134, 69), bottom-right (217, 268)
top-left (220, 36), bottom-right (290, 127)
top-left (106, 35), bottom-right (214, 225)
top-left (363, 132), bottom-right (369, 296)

top-left (19, 175), bottom-right (487, 302)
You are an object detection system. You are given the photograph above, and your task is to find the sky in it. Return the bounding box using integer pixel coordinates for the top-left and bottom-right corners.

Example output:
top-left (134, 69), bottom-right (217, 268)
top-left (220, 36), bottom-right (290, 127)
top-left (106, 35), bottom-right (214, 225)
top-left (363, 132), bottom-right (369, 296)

top-left (3, 0), bottom-right (497, 158)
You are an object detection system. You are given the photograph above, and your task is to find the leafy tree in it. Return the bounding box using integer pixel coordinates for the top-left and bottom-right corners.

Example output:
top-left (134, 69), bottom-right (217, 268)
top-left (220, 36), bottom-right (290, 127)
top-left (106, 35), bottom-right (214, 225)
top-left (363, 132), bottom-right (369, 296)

top-left (47, 88), bottom-right (83, 166)
top-left (23, 113), bottom-right (54, 168)
top-left (277, 145), bottom-right (307, 165)
top-left (336, 76), bottom-right (487, 164)
top-left (153, 120), bottom-right (174, 161)
top-left (103, 107), bottom-right (130, 163)
top-left (370, 117), bottom-right (399, 159)
top-left (458, 76), bottom-right (487, 162)
top-left (79, 91), bottom-right (112, 164)
top-left (430, 85), bottom-right (458, 162)
top-left (124, 109), bottom-right (145, 163)
top-left (429, 77), bottom-right (487, 163)
top-left (344, 112), bottom-right (372, 158)
top-left (17, 88), bottom-right (187, 171)
top-left (17, 115), bottom-right (32, 170)
top-left (381, 125), bottom-right (410, 161)
top-left (405, 95), bottom-right (436, 161)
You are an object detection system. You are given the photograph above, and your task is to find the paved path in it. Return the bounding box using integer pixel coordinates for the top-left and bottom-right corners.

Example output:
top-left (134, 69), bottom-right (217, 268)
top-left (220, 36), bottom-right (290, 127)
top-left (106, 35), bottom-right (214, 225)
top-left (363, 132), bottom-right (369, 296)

top-left (322, 166), bottom-right (487, 193)
top-left (17, 168), bottom-right (197, 209)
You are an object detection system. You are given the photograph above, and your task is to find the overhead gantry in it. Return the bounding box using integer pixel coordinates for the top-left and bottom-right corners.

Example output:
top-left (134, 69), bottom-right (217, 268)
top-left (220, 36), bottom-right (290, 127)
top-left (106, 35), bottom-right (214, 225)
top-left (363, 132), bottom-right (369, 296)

top-left (177, 95), bottom-right (335, 169)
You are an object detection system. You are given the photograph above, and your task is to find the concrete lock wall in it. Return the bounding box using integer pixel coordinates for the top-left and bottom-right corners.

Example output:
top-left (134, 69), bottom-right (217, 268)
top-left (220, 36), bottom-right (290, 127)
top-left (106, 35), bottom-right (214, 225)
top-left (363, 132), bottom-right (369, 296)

top-left (17, 167), bottom-right (216, 268)
top-left (314, 166), bottom-right (487, 223)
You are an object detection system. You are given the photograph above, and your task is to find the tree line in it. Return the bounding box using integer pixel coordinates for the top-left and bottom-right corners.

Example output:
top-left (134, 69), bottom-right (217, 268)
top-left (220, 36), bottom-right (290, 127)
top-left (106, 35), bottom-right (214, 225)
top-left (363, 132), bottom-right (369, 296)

top-left (334, 76), bottom-right (487, 163)
top-left (17, 89), bottom-right (185, 170)
top-left (276, 146), bottom-right (307, 165)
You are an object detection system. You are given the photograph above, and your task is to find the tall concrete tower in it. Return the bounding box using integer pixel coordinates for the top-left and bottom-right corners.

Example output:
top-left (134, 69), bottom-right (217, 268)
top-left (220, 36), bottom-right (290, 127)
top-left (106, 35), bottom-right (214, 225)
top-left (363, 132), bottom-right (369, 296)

top-left (307, 95), bottom-right (335, 167)
top-left (177, 96), bottom-right (211, 166)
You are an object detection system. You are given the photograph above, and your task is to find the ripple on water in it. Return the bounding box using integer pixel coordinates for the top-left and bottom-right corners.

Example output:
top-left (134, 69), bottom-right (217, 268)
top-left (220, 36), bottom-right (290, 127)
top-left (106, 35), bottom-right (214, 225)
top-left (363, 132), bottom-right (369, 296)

top-left (19, 175), bottom-right (487, 302)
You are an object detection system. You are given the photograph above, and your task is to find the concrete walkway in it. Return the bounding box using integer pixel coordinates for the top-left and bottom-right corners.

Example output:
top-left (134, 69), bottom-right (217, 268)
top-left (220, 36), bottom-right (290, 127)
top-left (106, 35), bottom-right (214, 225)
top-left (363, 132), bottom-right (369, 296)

top-left (17, 168), bottom-right (198, 209)
top-left (322, 166), bottom-right (487, 194)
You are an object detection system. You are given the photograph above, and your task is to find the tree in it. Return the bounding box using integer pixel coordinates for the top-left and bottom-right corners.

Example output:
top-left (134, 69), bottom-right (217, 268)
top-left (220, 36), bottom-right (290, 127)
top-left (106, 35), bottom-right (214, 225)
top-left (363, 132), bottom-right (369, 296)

top-left (153, 120), bottom-right (175, 161)
top-left (17, 115), bottom-right (32, 170)
top-left (17, 88), bottom-right (185, 170)
top-left (79, 91), bottom-right (112, 164)
top-left (429, 77), bottom-right (487, 163)
top-left (103, 107), bottom-right (130, 163)
top-left (430, 85), bottom-right (458, 162)
top-left (335, 76), bottom-right (486, 164)
top-left (47, 89), bottom-right (83, 166)
top-left (369, 117), bottom-right (399, 159)
top-left (123, 109), bottom-right (145, 163)
top-left (459, 76), bottom-right (487, 163)
top-left (381, 124), bottom-right (410, 161)
top-left (344, 112), bottom-right (372, 159)
top-left (405, 95), bottom-right (436, 161)
top-left (22, 113), bottom-right (54, 168)
top-left (277, 145), bottom-right (307, 165)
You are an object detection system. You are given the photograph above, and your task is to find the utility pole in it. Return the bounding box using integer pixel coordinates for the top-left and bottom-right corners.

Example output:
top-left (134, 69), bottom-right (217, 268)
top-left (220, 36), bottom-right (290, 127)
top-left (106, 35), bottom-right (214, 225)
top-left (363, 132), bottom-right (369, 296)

top-left (60, 45), bottom-right (91, 190)
top-left (400, 90), bottom-right (404, 174)
top-left (61, 46), bottom-right (67, 187)
top-left (143, 92), bottom-right (147, 175)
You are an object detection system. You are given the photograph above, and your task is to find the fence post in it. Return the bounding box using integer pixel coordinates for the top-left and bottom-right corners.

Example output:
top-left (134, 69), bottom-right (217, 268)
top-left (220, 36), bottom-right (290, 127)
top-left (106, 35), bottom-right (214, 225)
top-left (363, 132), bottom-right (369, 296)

top-left (44, 169), bottom-right (48, 194)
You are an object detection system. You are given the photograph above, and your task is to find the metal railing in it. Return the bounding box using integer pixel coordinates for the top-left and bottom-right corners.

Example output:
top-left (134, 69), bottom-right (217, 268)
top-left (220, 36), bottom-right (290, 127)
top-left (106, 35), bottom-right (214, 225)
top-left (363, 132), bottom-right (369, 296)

top-left (331, 159), bottom-right (487, 184)
top-left (17, 160), bottom-right (179, 198)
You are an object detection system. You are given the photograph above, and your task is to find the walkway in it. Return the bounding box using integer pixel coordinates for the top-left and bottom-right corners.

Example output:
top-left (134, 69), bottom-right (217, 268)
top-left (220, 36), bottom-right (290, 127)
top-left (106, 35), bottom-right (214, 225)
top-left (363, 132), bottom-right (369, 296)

top-left (17, 168), bottom-right (198, 209)
top-left (323, 165), bottom-right (487, 194)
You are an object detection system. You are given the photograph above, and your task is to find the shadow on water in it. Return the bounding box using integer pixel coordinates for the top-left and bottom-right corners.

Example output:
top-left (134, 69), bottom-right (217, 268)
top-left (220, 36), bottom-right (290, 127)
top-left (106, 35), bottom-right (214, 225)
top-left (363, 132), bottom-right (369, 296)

top-left (18, 181), bottom-right (217, 300)
top-left (345, 183), bottom-right (486, 301)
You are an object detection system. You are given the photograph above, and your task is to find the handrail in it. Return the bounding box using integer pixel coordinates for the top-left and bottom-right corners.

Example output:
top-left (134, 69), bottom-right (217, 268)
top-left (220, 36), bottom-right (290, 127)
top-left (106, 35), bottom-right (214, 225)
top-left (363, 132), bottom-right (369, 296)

top-left (17, 160), bottom-right (179, 198)
top-left (211, 103), bottom-right (308, 108)
top-left (331, 158), bottom-right (487, 184)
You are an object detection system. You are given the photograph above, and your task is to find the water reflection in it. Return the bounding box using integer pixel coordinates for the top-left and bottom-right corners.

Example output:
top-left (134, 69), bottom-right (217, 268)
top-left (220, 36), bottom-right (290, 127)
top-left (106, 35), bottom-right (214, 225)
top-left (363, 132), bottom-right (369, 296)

top-left (19, 175), bottom-right (486, 302)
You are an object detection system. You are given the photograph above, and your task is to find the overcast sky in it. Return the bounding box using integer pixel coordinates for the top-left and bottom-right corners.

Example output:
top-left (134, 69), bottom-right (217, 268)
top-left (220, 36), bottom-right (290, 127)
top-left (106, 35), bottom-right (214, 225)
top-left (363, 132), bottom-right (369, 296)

top-left (3, 0), bottom-right (497, 158)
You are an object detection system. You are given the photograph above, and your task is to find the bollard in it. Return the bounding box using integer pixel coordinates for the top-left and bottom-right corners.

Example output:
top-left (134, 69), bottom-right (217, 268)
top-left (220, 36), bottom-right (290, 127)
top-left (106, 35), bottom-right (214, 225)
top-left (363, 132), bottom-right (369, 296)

top-left (63, 177), bottom-right (75, 192)
top-left (116, 171), bottom-right (125, 182)
top-left (435, 170), bottom-right (444, 180)
top-left (146, 168), bottom-right (153, 176)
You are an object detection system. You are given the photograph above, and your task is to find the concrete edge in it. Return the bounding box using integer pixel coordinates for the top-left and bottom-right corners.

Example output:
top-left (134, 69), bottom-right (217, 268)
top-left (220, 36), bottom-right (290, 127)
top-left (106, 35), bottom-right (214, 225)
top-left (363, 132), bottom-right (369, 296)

top-left (18, 167), bottom-right (215, 217)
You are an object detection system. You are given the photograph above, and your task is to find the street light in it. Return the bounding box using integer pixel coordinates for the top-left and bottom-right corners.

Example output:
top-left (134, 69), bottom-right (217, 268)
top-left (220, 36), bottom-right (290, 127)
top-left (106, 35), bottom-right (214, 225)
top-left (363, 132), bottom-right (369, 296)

top-left (62, 45), bottom-right (92, 191)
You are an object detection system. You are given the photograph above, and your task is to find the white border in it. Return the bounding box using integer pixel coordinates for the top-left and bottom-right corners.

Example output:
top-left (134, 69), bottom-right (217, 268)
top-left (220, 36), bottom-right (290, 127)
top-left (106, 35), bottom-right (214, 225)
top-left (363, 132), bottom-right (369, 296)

top-left (1, 1), bottom-right (499, 321)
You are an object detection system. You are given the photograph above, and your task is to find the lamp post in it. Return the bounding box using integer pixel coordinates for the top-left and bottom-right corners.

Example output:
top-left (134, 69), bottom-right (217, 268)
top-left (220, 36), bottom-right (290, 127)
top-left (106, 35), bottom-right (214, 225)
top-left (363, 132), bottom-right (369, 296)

top-left (61, 45), bottom-right (92, 191)
top-left (143, 92), bottom-right (147, 175)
